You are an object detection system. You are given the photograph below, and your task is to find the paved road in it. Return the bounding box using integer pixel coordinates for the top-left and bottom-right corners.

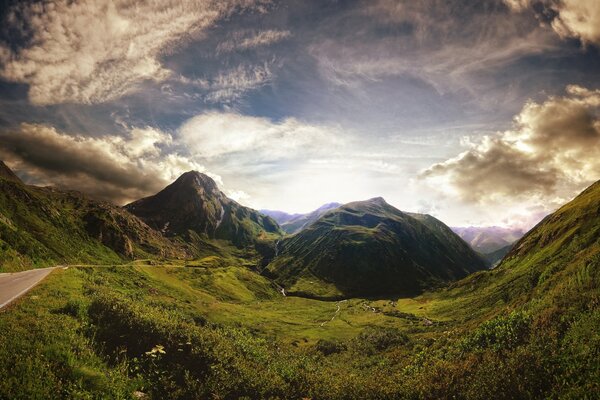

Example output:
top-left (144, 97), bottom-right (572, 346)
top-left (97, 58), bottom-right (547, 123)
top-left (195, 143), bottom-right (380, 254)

top-left (0, 267), bottom-right (57, 309)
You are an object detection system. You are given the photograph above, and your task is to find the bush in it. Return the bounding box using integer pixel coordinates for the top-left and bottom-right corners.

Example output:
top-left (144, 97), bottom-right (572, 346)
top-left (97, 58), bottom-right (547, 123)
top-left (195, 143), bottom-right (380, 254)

top-left (315, 339), bottom-right (347, 356)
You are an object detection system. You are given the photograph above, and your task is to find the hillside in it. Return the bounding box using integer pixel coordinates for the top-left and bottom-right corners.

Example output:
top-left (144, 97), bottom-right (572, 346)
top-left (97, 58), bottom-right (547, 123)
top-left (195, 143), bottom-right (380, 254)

top-left (0, 161), bottom-right (22, 183)
top-left (266, 197), bottom-right (486, 298)
top-left (126, 171), bottom-right (282, 248)
top-left (481, 243), bottom-right (513, 267)
top-left (0, 163), bottom-right (186, 272)
top-left (0, 181), bottom-right (597, 400)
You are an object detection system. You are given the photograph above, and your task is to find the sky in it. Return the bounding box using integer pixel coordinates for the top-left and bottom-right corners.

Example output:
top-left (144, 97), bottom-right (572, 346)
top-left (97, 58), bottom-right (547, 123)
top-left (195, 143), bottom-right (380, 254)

top-left (0, 0), bottom-right (599, 229)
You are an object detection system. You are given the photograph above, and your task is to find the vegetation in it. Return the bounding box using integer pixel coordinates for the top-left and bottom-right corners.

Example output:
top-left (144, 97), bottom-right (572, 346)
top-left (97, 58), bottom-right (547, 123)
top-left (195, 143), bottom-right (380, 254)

top-left (1, 167), bottom-right (598, 399)
top-left (0, 176), bottom-right (188, 272)
top-left (266, 197), bottom-right (486, 298)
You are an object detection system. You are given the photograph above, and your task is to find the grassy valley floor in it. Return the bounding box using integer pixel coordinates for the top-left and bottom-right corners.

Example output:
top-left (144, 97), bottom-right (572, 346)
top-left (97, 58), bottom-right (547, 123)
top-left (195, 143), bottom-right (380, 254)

top-left (1, 260), bottom-right (598, 399)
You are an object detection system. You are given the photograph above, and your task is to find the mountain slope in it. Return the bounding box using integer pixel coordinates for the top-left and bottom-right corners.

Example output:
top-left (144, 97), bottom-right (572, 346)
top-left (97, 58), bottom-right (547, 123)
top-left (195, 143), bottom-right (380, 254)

top-left (266, 197), bottom-right (486, 298)
top-left (437, 179), bottom-right (600, 318)
top-left (481, 243), bottom-right (513, 267)
top-left (0, 161), bottom-right (22, 183)
top-left (277, 202), bottom-right (342, 234)
top-left (126, 171), bottom-right (282, 248)
top-left (0, 164), bottom-right (186, 272)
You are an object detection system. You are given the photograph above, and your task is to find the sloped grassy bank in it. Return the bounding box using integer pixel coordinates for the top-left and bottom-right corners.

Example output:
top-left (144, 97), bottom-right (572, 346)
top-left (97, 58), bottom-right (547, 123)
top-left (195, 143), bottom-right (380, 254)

top-left (1, 263), bottom-right (598, 400)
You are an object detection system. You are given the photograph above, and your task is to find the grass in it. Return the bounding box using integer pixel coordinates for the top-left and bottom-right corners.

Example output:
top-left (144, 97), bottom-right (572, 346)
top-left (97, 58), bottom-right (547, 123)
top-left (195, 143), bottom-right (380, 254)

top-left (0, 268), bottom-right (137, 399)
top-left (1, 182), bottom-right (599, 399)
top-left (1, 257), bottom-right (598, 399)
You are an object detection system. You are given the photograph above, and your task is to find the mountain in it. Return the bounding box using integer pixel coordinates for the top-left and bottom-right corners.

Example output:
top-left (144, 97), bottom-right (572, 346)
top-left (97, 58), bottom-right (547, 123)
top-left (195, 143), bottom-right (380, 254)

top-left (259, 209), bottom-right (302, 225)
top-left (503, 181), bottom-right (600, 267)
top-left (451, 225), bottom-right (524, 254)
top-left (0, 161), bottom-right (22, 183)
top-left (125, 171), bottom-right (282, 248)
top-left (449, 179), bottom-right (600, 313)
top-left (481, 243), bottom-right (513, 267)
top-left (265, 197), bottom-right (486, 298)
top-left (0, 162), bottom-right (186, 271)
top-left (261, 203), bottom-right (342, 234)
top-left (271, 202), bottom-right (342, 234)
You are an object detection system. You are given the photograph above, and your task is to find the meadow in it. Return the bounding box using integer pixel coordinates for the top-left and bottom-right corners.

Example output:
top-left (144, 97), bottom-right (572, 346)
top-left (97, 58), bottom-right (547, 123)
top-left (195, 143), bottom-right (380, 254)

top-left (1, 253), bottom-right (597, 399)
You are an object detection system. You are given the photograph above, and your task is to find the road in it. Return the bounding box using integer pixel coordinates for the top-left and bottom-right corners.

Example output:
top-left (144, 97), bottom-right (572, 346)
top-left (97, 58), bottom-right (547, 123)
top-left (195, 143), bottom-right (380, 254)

top-left (0, 267), bottom-right (57, 309)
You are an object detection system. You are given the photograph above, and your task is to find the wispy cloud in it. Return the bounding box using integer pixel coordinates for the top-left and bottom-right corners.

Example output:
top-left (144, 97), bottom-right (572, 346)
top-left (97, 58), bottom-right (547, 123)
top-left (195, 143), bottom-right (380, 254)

top-left (205, 63), bottom-right (274, 103)
top-left (217, 29), bottom-right (291, 53)
top-left (0, 0), bottom-right (271, 105)
top-left (310, 0), bottom-right (559, 100)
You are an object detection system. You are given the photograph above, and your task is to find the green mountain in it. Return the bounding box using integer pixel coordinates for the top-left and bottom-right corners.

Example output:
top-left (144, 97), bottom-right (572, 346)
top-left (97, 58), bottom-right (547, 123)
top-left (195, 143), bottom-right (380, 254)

top-left (266, 197), bottom-right (486, 298)
top-left (0, 162), bottom-right (186, 272)
top-left (0, 161), bottom-right (22, 183)
top-left (125, 171), bottom-right (282, 248)
top-left (438, 179), bottom-right (600, 322)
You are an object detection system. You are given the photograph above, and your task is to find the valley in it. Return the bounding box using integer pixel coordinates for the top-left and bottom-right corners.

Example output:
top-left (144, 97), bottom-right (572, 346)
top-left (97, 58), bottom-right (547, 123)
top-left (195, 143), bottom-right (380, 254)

top-left (0, 164), bottom-right (598, 399)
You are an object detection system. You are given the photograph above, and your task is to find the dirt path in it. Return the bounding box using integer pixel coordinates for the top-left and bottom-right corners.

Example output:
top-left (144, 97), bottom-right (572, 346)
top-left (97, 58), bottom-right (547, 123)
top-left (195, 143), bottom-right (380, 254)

top-left (320, 300), bottom-right (347, 327)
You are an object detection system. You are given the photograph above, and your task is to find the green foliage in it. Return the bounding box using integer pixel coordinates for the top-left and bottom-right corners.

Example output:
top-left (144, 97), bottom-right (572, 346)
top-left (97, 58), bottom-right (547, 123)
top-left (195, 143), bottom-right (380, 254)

top-left (354, 326), bottom-right (410, 353)
top-left (267, 197), bottom-right (486, 298)
top-left (0, 178), bottom-right (183, 272)
top-left (1, 179), bottom-right (599, 399)
top-left (315, 339), bottom-right (347, 355)
top-left (459, 311), bottom-right (531, 352)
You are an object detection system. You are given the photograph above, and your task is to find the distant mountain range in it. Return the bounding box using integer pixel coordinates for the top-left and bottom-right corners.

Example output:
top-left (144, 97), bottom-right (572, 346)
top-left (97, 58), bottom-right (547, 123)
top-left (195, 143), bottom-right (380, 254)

top-left (261, 202), bottom-right (342, 234)
top-left (1, 160), bottom-right (555, 300)
top-left (451, 225), bottom-right (525, 254)
top-left (266, 197), bottom-right (487, 298)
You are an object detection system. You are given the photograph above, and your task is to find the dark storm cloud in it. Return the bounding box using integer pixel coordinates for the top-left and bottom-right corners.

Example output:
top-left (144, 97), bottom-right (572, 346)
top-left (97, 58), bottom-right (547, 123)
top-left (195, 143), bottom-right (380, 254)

top-left (0, 123), bottom-right (207, 204)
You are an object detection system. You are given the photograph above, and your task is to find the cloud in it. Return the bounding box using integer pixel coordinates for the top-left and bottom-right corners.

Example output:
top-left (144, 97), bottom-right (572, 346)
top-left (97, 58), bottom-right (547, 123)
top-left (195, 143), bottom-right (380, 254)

top-left (179, 111), bottom-right (342, 160)
top-left (176, 111), bottom-right (429, 212)
top-left (310, 0), bottom-right (559, 97)
top-left (0, 123), bottom-right (209, 204)
top-left (0, 0), bottom-right (270, 105)
top-left (504, 0), bottom-right (600, 46)
top-left (217, 29), bottom-right (291, 53)
top-left (205, 63), bottom-right (274, 103)
top-left (421, 85), bottom-right (600, 206)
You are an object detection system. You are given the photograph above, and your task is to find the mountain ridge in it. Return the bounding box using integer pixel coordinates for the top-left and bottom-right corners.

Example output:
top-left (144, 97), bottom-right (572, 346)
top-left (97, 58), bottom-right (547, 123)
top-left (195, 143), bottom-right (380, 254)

top-left (0, 162), bottom-right (187, 271)
top-left (266, 197), bottom-right (487, 298)
top-left (125, 171), bottom-right (282, 248)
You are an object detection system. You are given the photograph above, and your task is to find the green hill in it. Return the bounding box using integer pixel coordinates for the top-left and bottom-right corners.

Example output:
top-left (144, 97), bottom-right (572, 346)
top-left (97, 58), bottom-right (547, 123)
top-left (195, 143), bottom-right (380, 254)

top-left (451, 179), bottom-right (600, 310)
top-left (0, 164), bottom-right (186, 272)
top-left (266, 197), bottom-right (486, 298)
top-left (125, 171), bottom-right (282, 249)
